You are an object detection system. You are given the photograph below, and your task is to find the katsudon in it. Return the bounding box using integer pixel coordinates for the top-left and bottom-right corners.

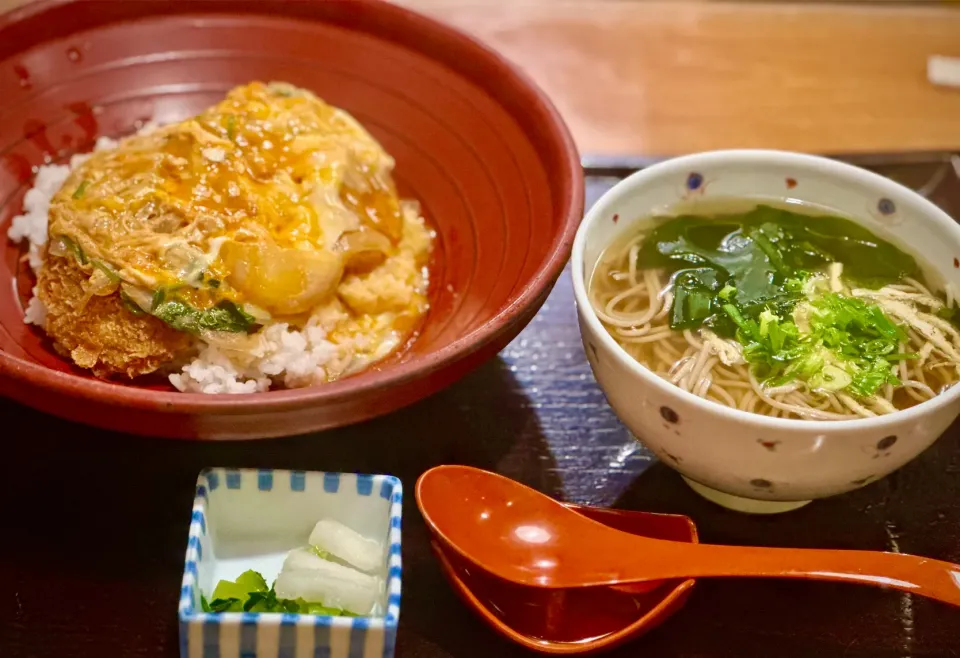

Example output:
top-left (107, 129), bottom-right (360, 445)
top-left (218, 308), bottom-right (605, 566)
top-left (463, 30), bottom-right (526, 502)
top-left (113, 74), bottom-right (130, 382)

top-left (8, 82), bottom-right (433, 393)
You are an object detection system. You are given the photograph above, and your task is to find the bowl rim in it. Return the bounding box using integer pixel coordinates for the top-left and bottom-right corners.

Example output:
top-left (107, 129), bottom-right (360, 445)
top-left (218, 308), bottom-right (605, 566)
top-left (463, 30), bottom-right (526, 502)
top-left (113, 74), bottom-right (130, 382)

top-left (571, 148), bottom-right (960, 431)
top-left (0, 0), bottom-right (585, 413)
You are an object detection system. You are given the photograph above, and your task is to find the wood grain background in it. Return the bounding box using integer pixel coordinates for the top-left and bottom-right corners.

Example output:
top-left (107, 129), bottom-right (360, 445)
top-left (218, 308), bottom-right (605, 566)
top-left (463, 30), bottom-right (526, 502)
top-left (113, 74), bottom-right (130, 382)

top-left (394, 0), bottom-right (960, 157)
top-left (2, 0), bottom-right (959, 156)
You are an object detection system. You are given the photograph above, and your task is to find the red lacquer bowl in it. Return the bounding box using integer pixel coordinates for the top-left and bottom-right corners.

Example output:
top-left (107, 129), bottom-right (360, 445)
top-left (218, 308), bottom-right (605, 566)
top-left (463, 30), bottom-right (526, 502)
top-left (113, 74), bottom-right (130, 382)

top-left (0, 0), bottom-right (583, 439)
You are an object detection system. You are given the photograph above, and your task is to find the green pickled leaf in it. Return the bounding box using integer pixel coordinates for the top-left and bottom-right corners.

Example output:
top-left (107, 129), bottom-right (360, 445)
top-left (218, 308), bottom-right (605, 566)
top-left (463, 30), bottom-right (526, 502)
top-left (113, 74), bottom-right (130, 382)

top-left (243, 589), bottom-right (279, 612)
top-left (212, 579), bottom-right (253, 603)
top-left (204, 570), bottom-right (359, 617)
top-left (208, 597), bottom-right (242, 613)
top-left (235, 570), bottom-right (268, 593)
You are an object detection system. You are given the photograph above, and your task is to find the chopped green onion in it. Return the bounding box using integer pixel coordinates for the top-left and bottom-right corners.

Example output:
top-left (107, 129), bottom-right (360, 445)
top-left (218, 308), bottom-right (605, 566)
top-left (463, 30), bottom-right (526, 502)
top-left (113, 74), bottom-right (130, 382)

top-left (810, 364), bottom-right (852, 392)
top-left (768, 317), bottom-right (785, 352)
top-left (722, 303), bottom-right (749, 332)
top-left (59, 235), bottom-right (87, 265)
top-left (758, 309), bottom-right (777, 338)
top-left (885, 353), bottom-right (919, 362)
top-left (91, 259), bottom-right (121, 283)
top-left (718, 289), bottom-right (909, 398)
top-left (72, 180), bottom-right (90, 199)
top-left (151, 288), bottom-right (166, 312)
top-left (120, 290), bottom-right (147, 316)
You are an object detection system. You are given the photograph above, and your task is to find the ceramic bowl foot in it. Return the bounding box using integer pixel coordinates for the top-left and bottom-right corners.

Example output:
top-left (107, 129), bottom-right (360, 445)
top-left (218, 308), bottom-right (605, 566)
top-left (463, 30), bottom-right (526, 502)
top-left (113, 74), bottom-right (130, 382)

top-left (681, 477), bottom-right (812, 514)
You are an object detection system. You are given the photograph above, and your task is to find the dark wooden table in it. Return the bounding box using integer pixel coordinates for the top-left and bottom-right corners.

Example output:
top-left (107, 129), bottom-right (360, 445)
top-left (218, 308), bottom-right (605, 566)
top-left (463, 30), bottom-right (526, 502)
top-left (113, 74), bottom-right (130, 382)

top-left (3, 155), bottom-right (960, 658)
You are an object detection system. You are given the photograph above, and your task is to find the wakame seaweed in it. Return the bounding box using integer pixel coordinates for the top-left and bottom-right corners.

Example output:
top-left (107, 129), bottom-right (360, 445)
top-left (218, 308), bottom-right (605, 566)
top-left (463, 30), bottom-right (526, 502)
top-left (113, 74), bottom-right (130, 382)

top-left (636, 204), bottom-right (919, 336)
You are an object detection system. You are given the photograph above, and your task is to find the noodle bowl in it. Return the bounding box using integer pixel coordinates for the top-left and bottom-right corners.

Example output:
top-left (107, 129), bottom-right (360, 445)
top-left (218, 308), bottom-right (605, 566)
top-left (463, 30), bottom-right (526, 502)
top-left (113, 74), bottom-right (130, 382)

top-left (588, 204), bottom-right (960, 420)
top-left (572, 150), bottom-right (960, 508)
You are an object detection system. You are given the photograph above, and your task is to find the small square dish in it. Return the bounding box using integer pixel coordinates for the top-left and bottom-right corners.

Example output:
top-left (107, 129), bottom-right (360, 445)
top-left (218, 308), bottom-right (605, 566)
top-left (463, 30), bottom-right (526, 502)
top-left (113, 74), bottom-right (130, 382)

top-left (179, 468), bottom-right (402, 658)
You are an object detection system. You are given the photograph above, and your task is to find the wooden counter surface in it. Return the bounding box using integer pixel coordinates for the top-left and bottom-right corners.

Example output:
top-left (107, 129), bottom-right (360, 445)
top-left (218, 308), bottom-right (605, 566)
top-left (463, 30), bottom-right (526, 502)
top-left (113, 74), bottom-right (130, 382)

top-left (1, 0), bottom-right (957, 156)
top-left (397, 1), bottom-right (960, 157)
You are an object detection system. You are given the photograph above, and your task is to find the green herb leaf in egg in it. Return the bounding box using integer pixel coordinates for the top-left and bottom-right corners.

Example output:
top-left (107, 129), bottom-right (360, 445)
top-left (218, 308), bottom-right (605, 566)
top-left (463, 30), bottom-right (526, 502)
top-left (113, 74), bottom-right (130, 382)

top-left (91, 259), bottom-right (121, 283)
top-left (152, 298), bottom-right (258, 334)
top-left (57, 235), bottom-right (88, 266)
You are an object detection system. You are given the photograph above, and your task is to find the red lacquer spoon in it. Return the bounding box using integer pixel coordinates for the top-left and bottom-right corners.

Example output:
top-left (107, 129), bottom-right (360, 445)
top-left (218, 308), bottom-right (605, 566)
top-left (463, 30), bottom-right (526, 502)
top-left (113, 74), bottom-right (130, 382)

top-left (417, 465), bottom-right (960, 607)
top-left (427, 502), bottom-right (699, 653)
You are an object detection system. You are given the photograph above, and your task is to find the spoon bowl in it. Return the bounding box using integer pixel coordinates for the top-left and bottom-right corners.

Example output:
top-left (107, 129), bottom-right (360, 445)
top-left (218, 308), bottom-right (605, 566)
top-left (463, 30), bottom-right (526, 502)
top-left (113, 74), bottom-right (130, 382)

top-left (429, 503), bottom-right (698, 654)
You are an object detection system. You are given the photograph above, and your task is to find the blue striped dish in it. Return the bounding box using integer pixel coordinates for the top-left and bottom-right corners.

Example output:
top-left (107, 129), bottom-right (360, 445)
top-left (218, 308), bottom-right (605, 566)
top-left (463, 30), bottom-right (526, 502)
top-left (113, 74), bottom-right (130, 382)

top-left (179, 468), bottom-right (403, 658)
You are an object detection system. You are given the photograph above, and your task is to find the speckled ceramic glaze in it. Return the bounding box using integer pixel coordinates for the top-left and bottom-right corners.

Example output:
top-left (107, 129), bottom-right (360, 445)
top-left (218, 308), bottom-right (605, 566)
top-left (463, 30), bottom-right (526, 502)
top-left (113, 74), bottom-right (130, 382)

top-left (571, 150), bottom-right (960, 511)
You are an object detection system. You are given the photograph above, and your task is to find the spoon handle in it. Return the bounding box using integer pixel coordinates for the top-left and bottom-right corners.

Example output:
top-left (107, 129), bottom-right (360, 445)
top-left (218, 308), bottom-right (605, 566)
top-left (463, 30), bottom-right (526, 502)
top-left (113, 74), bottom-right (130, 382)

top-left (667, 542), bottom-right (960, 607)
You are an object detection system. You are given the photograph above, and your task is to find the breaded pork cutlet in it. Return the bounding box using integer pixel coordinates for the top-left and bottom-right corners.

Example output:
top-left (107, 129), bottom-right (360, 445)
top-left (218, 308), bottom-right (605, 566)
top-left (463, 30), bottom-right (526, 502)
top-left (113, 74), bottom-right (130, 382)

top-left (37, 254), bottom-right (192, 379)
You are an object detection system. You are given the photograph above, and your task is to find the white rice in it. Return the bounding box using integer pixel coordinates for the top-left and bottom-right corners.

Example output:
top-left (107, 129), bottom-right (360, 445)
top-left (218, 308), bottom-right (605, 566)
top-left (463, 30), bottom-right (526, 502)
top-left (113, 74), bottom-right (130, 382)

top-left (168, 320), bottom-right (351, 395)
top-left (5, 131), bottom-right (373, 394)
top-left (7, 136), bottom-right (119, 329)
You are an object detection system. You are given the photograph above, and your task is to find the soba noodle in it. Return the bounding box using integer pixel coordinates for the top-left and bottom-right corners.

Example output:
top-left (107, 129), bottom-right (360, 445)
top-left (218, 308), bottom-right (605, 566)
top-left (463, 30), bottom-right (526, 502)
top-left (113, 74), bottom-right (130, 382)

top-left (589, 203), bottom-right (960, 420)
